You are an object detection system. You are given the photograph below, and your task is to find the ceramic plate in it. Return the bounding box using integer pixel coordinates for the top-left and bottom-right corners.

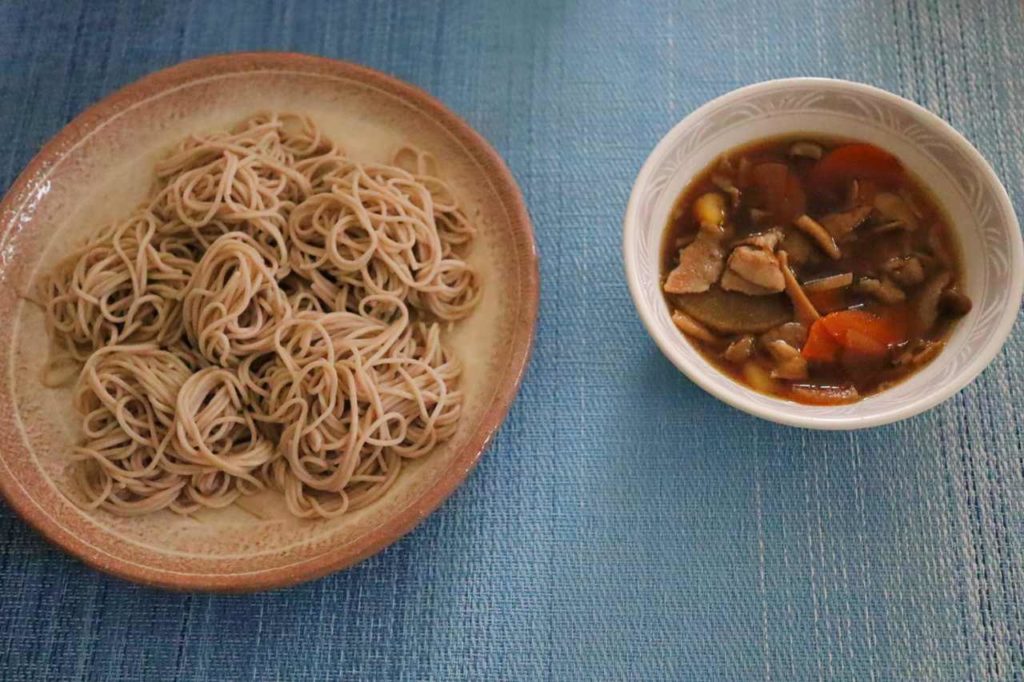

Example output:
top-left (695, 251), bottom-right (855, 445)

top-left (0, 53), bottom-right (538, 590)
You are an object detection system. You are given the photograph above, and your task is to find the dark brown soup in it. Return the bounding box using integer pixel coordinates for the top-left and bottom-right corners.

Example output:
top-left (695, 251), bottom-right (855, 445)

top-left (660, 136), bottom-right (971, 405)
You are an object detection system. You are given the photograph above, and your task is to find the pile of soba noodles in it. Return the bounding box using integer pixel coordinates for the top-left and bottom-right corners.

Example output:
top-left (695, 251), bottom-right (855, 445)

top-left (39, 113), bottom-right (480, 519)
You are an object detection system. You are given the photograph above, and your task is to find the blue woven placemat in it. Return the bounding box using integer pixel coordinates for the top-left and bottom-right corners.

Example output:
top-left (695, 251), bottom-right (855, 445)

top-left (2, 1), bottom-right (1022, 679)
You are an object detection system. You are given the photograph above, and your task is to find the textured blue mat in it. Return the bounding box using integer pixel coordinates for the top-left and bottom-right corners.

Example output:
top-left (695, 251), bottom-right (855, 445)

top-left (1, 1), bottom-right (1023, 680)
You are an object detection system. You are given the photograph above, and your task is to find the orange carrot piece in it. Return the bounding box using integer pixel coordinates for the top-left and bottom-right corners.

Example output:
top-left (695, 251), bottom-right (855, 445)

top-left (802, 319), bottom-right (841, 362)
top-left (820, 309), bottom-right (904, 347)
top-left (843, 329), bottom-right (888, 357)
top-left (808, 144), bottom-right (903, 198)
top-left (804, 309), bottom-right (907, 363)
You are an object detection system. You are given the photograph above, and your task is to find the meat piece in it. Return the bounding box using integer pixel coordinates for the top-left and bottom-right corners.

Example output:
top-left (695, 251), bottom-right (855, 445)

top-left (913, 271), bottom-right (952, 334)
top-left (760, 322), bottom-right (808, 349)
top-left (720, 269), bottom-right (779, 296)
top-left (777, 250), bottom-right (820, 328)
top-left (671, 309), bottom-right (720, 344)
top-left (723, 335), bottom-right (755, 364)
top-left (856, 277), bottom-right (906, 304)
top-left (724, 246), bottom-right (785, 292)
top-left (793, 214), bottom-right (841, 259)
top-left (663, 233), bottom-right (726, 294)
top-left (736, 228), bottom-right (784, 251)
top-left (765, 340), bottom-right (809, 380)
top-left (883, 256), bottom-right (925, 286)
top-left (819, 205), bottom-right (872, 240)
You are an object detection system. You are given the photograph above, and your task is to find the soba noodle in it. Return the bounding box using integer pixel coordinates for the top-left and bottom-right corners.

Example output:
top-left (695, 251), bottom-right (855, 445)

top-left (72, 345), bottom-right (193, 516)
top-left (287, 160), bottom-right (481, 320)
top-left (43, 210), bottom-right (194, 361)
top-left (182, 232), bottom-right (291, 367)
top-left (41, 112), bottom-right (477, 519)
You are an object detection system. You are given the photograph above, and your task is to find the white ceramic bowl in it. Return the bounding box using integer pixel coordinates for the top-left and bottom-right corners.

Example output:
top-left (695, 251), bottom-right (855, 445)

top-left (623, 78), bottom-right (1023, 430)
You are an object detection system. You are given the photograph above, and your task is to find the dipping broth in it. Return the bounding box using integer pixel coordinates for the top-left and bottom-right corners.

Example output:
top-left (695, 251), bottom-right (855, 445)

top-left (660, 136), bottom-right (971, 406)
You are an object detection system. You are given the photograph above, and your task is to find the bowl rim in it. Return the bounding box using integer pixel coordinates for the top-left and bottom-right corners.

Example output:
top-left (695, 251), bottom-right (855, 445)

top-left (0, 52), bottom-right (540, 591)
top-left (623, 76), bottom-right (1023, 430)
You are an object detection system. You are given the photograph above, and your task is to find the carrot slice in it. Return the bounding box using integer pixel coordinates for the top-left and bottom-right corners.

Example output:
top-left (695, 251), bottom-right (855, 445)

top-left (804, 309), bottom-right (907, 362)
top-left (802, 319), bottom-right (841, 362)
top-left (842, 328), bottom-right (888, 357)
top-left (808, 144), bottom-right (903, 199)
top-left (751, 162), bottom-right (806, 223)
top-left (819, 309), bottom-right (905, 347)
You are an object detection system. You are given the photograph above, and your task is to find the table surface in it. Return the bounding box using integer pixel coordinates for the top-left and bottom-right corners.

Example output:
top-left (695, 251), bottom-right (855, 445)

top-left (2, 1), bottom-right (1023, 680)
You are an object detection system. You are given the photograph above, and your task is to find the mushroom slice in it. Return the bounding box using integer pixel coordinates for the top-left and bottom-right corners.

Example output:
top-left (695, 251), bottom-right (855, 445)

top-left (792, 214), bottom-right (841, 259)
top-left (749, 208), bottom-right (772, 225)
top-left (883, 256), bottom-right (925, 286)
top-left (873, 192), bottom-right (920, 231)
top-left (788, 142), bottom-right (824, 160)
top-left (893, 339), bottom-right (945, 368)
top-left (819, 205), bottom-right (872, 240)
top-left (737, 157), bottom-right (752, 187)
top-left (725, 245), bottom-right (785, 292)
top-left (802, 272), bottom-right (853, 293)
top-left (940, 288), bottom-right (973, 317)
top-left (856, 276), bottom-right (906, 304)
top-left (671, 309), bottom-right (720, 344)
top-left (765, 340), bottom-right (809, 380)
top-left (723, 335), bottom-right (755, 364)
top-left (845, 180), bottom-right (860, 209)
top-left (780, 230), bottom-right (816, 267)
top-left (760, 321), bottom-right (808, 349)
top-left (927, 224), bottom-right (953, 266)
top-left (898, 187), bottom-right (925, 219)
top-left (777, 250), bottom-right (820, 327)
top-left (711, 174), bottom-right (742, 208)
top-left (867, 220), bottom-right (907, 236)
top-left (913, 271), bottom-right (952, 334)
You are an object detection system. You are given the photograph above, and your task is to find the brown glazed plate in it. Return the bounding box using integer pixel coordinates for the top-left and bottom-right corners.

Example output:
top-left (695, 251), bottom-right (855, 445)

top-left (0, 53), bottom-right (538, 591)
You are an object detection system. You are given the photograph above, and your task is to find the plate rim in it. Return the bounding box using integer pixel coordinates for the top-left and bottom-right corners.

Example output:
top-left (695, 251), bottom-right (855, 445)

top-left (0, 51), bottom-right (539, 591)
